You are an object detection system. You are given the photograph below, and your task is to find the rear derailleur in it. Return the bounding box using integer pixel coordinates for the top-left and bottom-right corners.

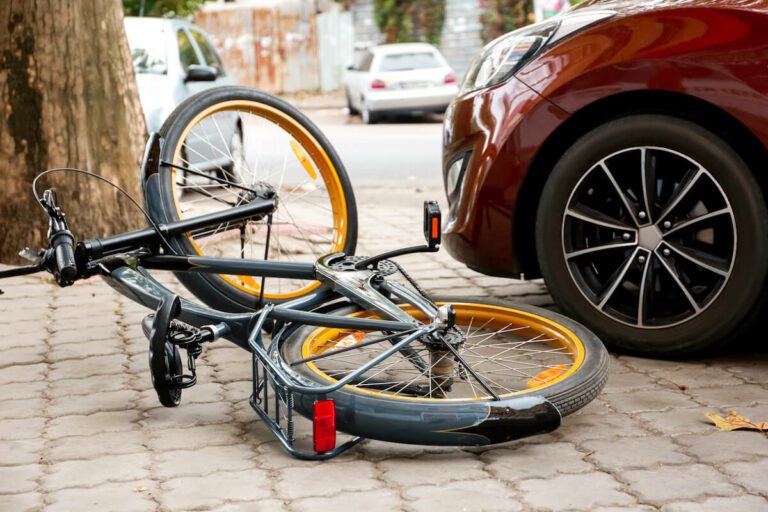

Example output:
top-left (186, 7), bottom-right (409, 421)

top-left (145, 295), bottom-right (220, 407)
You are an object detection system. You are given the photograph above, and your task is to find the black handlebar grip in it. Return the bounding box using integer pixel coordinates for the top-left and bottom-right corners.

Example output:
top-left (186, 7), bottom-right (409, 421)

top-left (50, 230), bottom-right (77, 284)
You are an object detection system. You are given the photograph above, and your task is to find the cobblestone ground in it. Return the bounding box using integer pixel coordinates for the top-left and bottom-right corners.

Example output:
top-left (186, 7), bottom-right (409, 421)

top-left (1, 186), bottom-right (767, 511)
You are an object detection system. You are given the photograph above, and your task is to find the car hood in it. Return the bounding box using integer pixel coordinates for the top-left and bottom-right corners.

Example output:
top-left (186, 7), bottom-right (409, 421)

top-left (572, 0), bottom-right (768, 15)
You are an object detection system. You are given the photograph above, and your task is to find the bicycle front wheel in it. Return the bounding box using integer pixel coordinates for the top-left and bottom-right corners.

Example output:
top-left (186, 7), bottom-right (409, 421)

top-left (280, 298), bottom-right (609, 446)
top-left (155, 86), bottom-right (357, 310)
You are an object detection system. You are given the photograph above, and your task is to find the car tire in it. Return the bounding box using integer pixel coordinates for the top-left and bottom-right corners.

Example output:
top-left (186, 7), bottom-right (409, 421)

top-left (362, 101), bottom-right (378, 124)
top-left (536, 114), bottom-right (768, 356)
top-left (346, 89), bottom-right (359, 116)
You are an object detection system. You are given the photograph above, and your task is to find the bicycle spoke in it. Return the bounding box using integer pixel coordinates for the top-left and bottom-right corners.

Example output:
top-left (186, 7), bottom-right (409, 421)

top-left (302, 312), bottom-right (578, 399)
top-left (278, 203), bottom-right (323, 258)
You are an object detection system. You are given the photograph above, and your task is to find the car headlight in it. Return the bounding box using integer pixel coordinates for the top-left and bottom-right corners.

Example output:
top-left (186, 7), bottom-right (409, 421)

top-left (459, 10), bottom-right (616, 96)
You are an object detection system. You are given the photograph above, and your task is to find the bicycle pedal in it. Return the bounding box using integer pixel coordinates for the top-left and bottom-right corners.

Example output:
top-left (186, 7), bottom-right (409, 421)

top-left (147, 295), bottom-right (185, 407)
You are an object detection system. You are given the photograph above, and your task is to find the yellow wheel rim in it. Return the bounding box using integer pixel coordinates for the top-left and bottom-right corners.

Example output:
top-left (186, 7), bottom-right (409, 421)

top-left (169, 99), bottom-right (349, 300)
top-left (299, 302), bottom-right (586, 402)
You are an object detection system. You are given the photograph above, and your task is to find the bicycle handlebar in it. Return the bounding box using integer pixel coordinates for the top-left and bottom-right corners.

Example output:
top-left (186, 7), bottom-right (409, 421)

top-left (40, 188), bottom-right (78, 286)
top-left (50, 228), bottom-right (77, 284)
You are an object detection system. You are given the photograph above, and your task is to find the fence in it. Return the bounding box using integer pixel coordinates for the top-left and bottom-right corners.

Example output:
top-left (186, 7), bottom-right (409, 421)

top-left (317, 10), bottom-right (354, 93)
top-left (195, 1), bottom-right (321, 94)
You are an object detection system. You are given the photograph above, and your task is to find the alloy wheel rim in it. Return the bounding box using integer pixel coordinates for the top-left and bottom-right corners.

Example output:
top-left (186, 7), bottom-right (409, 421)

top-left (561, 146), bottom-right (737, 328)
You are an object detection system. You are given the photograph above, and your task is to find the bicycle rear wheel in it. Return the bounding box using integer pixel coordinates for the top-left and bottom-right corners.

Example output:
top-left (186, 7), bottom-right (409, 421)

top-left (154, 87), bottom-right (357, 310)
top-left (279, 297), bottom-right (609, 445)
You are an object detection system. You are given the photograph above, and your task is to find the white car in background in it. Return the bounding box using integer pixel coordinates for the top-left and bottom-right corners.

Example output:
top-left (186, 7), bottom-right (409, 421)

top-left (344, 43), bottom-right (459, 124)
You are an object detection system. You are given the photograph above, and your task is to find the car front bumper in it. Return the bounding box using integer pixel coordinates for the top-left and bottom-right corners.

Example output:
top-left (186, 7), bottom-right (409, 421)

top-left (441, 77), bottom-right (569, 277)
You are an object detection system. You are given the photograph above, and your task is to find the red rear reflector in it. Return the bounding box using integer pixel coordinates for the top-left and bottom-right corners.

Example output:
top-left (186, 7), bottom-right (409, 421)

top-left (431, 217), bottom-right (439, 239)
top-left (313, 400), bottom-right (336, 453)
top-left (444, 71), bottom-right (456, 84)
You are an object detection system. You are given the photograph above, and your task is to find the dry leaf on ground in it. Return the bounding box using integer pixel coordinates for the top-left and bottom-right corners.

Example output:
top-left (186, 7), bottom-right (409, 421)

top-left (705, 410), bottom-right (768, 432)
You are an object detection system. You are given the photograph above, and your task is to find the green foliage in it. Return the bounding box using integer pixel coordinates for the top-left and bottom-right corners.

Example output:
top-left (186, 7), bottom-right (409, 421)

top-left (373, 0), bottom-right (445, 45)
top-left (482, 0), bottom-right (533, 43)
top-left (123, 0), bottom-right (213, 18)
top-left (419, 0), bottom-right (446, 45)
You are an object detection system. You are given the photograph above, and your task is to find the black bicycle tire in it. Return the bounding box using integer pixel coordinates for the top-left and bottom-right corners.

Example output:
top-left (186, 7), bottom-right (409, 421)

top-left (279, 297), bottom-right (608, 445)
top-left (153, 86), bottom-right (358, 311)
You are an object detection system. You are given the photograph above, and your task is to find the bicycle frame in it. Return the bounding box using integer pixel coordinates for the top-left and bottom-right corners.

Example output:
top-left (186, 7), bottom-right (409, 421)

top-left (96, 253), bottom-right (560, 459)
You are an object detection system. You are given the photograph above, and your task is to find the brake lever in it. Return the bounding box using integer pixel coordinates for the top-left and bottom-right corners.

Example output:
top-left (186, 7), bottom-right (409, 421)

top-left (0, 249), bottom-right (51, 294)
top-left (19, 247), bottom-right (44, 264)
top-left (0, 189), bottom-right (76, 295)
top-left (40, 188), bottom-right (58, 215)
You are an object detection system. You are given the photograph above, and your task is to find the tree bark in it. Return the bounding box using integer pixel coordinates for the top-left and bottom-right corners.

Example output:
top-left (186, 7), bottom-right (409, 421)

top-left (0, 0), bottom-right (147, 263)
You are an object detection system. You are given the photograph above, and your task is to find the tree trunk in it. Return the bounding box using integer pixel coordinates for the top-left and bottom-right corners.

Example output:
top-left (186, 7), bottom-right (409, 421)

top-left (0, 0), bottom-right (147, 264)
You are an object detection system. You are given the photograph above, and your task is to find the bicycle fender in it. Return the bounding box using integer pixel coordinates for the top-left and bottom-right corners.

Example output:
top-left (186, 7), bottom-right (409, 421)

top-left (140, 133), bottom-right (167, 216)
top-left (294, 392), bottom-right (561, 446)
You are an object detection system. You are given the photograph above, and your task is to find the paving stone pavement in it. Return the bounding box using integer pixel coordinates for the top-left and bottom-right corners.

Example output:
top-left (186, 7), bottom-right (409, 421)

top-left (1, 186), bottom-right (767, 511)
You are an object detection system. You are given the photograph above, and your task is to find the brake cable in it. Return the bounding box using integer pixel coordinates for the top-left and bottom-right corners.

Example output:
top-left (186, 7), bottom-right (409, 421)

top-left (31, 168), bottom-right (178, 255)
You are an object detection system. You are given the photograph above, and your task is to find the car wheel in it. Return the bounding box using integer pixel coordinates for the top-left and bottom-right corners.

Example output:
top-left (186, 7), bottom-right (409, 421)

top-left (346, 89), bottom-right (359, 116)
top-left (362, 101), bottom-right (378, 124)
top-left (536, 114), bottom-right (768, 356)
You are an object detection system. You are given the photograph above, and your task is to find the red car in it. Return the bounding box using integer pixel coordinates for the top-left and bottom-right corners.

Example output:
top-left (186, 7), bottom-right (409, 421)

top-left (442, 0), bottom-right (768, 356)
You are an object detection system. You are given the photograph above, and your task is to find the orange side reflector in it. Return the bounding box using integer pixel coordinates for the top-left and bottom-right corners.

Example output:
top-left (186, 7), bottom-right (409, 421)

top-left (290, 140), bottom-right (318, 180)
top-left (237, 275), bottom-right (259, 289)
top-left (329, 331), bottom-right (365, 352)
top-left (313, 400), bottom-right (336, 453)
top-left (431, 217), bottom-right (439, 239)
top-left (527, 365), bottom-right (567, 388)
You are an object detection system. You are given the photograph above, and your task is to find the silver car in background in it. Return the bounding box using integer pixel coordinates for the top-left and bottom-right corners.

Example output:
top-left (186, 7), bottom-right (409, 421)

top-left (125, 17), bottom-right (238, 186)
top-left (344, 43), bottom-right (458, 124)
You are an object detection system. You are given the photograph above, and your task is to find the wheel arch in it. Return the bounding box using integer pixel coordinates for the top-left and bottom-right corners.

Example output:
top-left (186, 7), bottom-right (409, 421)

top-left (514, 89), bottom-right (768, 278)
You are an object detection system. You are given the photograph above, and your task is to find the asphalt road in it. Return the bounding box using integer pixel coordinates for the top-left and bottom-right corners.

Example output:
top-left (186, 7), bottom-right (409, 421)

top-left (303, 108), bottom-right (445, 187)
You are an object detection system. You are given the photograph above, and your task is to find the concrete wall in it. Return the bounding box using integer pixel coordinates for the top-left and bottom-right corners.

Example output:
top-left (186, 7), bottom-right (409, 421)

top-left (441, 0), bottom-right (484, 79)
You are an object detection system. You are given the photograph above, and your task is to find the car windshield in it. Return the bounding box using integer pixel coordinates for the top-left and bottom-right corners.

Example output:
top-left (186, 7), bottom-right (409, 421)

top-left (125, 21), bottom-right (168, 74)
top-left (378, 52), bottom-right (442, 72)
